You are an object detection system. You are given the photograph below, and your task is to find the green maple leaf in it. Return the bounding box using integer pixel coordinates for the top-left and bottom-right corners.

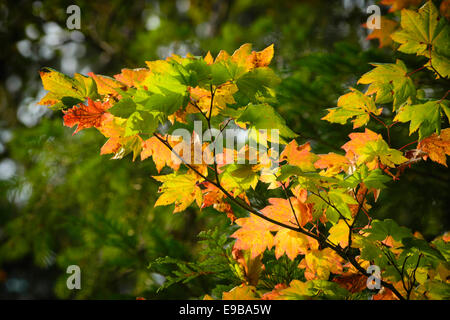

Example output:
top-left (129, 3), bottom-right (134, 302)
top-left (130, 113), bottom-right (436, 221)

top-left (391, 1), bottom-right (450, 78)
top-left (358, 60), bottom-right (416, 110)
top-left (38, 68), bottom-right (99, 110)
top-left (365, 219), bottom-right (412, 242)
top-left (220, 164), bottom-right (259, 192)
top-left (235, 103), bottom-right (297, 143)
top-left (394, 100), bottom-right (450, 140)
top-left (124, 110), bottom-right (161, 137)
top-left (322, 88), bottom-right (382, 128)
top-left (357, 139), bottom-right (408, 168)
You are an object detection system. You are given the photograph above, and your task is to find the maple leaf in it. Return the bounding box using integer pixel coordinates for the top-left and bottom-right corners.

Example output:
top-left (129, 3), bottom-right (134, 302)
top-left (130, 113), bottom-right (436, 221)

top-left (153, 171), bottom-right (203, 213)
top-left (358, 60), bottom-right (416, 109)
top-left (417, 128), bottom-right (450, 166)
top-left (232, 248), bottom-right (263, 286)
top-left (88, 72), bottom-right (125, 96)
top-left (230, 43), bottom-right (274, 70)
top-left (342, 128), bottom-right (381, 161)
top-left (219, 163), bottom-right (260, 193)
top-left (186, 82), bottom-right (237, 117)
top-left (232, 197), bottom-right (314, 259)
top-left (280, 140), bottom-right (318, 171)
top-left (340, 130), bottom-right (407, 170)
top-left (222, 284), bottom-right (259, 300)
top-left (273, 229), bottom-right (318, 260)
top-left (292, 185), bottom-right (308, 203)
top-left (391, 1), bottom-right (450, 78)
top-left (38, 68), bottom-right (99, 110)
top-left (299, 248), bottom-right (344, 280)
top-left (97, 115), bottom-right (145, 161)
top-left (276, 280), bottom-right (310, 300)
top-left (203, 51), bottom-right (214, 65)
top-left (245, 44), bottom-right (274, 69)
top-left (231, 215), bottom-right (275, 259)
top-left (230, 43), bottom-right (253, 67)
top-left (314, 153), bottom-right (350, 176)
top-left (259, 166), bottom-right (282, 190)
top-left (141, 136), bottom-right (182, 172)
top-left (357, 138), bottom-right (408, 169)
top-left (322, 88), bottom-right (382, 128)
top-left (380, 0), bottom-right (423, 12)
top-left (214, 49), bottom-right (231, 63)
top-left (394, 100), bottom-right (450, 140)
top-left (328, 219), bottom-right (350, 248)
top-left (38, 68), bottom-right (83, 103)
top-left (365, 17), bottom-right (398, 48)
top-left (113, 68), bottom-right (150, 87)
top-left (200, 182), bottom-right (235, 222)
top-left (235, 103), bottom-right (297, 143)
top-left (261, 197), bottom-right (313, 229)
top-left (63, 98), bottom-right (111, 134)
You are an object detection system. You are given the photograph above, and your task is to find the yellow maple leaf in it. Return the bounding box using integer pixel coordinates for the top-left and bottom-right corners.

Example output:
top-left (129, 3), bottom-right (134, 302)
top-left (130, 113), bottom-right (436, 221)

top-left (299, 248), bottom-right (344, 280)
top-left (274, 229), bottom-right (318, 260)
top-left (153, 171), bottom-right (203, 213)
top-left (328, 219), bottom-right (350, 248)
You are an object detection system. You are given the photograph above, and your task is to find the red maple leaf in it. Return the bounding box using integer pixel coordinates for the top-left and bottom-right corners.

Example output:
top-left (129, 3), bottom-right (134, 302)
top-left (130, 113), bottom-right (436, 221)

top-left (63, 98), bottom-right (111, 134)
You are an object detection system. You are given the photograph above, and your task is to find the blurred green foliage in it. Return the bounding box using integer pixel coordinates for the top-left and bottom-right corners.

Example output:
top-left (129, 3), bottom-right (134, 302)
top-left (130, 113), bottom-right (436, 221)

top-left (0, 0), bottom-right (448, 299)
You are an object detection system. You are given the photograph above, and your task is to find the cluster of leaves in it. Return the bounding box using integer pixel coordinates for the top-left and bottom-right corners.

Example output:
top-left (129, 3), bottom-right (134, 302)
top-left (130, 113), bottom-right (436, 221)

top-left (38, 1), bottom-right (450, 300)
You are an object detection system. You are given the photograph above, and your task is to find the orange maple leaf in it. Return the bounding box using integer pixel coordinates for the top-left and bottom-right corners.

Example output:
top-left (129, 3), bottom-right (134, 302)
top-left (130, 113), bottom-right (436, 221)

top-left (210, 43), bottom-right (274, 71)
top-left (261, 197), bottom-right (313, 229)
top-left (200, 181), bottom-right (235, 222)
top-left (280, 140), bottom-right (318, 171)
top-left (365, 17), bottom-right (398, 48)
top-left (341, 128), bottom-right (380, 160)
top-left (417, 128), bottom-right (450, 167)
top-left (63, 98), bottom-right (111, 134)
top-left (245, 44), bottom-right (274, 69)
top-left (141, 136), bottom-right (182, 172)
top-left (113, 68), bottom-right (150, 87)
top-left (232, 197), bottom-right (313, 259)
top-left (203, 51), bottom-right (214, 65)
top-left (231, 215), bottom-right (275, 259)
top-left (314, 152), bottom-right (350, 175)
